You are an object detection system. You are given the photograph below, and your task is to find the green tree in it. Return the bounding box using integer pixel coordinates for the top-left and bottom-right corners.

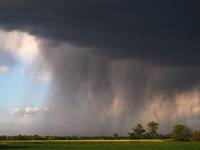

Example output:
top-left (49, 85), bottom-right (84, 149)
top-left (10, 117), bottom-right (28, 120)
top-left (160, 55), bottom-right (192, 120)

top-left (147, 121), bottom-right (159, 135)
top-left (128, 123), bottom-right (146, 139)
top-left (132, 123), bottom-right (146, 135)
top-left (171, 124), bottom-right (192, 141)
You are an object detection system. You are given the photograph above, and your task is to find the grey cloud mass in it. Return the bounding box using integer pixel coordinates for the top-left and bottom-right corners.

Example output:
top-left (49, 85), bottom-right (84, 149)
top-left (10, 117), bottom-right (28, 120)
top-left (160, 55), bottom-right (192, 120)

top-left (1, 0), bottom-right (200, 135)
top-left (0, 0), bottom-right (200, 65)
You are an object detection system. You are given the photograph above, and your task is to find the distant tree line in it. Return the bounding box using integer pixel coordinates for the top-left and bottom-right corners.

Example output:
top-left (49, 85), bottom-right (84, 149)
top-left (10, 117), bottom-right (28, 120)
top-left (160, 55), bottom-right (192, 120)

top-left (0, 135), bottom-right (128, 141)
top-left (0, 121), bottom-right (200, 141)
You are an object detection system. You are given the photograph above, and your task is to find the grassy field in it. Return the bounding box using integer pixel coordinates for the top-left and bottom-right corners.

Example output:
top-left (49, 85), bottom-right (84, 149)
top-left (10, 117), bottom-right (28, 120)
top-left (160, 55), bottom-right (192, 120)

top-left (0, 140), bottom-right (200, 150)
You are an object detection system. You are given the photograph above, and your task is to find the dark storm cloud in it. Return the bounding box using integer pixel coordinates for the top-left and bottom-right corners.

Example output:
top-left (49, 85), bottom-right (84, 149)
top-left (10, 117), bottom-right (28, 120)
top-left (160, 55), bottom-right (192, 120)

top-left (1, 0), bottom-right (200, 135)
top-left (0, 0), bottom-right (200, 65)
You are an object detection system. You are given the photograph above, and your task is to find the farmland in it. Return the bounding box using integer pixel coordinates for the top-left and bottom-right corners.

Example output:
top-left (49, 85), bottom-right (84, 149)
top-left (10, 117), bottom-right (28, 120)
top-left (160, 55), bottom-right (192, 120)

top-left (1, 140), bottom-right (200, 150)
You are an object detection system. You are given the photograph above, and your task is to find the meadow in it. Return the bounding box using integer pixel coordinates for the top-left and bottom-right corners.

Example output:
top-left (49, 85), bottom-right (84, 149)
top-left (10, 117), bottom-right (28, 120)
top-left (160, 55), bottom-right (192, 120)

top-left (0, 140), bottom-right (200, 150)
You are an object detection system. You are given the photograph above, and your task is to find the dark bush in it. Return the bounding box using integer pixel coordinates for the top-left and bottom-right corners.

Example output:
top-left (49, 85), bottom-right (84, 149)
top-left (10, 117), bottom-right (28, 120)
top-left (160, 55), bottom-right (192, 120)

top-left (192, 131), bottom-right (200, 141)
top-left (171, 125), bottom-right (192, 141)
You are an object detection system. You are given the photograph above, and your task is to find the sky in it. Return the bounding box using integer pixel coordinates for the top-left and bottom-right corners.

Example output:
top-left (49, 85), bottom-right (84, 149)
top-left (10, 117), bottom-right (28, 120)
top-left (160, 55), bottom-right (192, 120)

top-left (0, 0), bottom-right (200, 136)
top-left (0, 63), bottom-right (48, 108)
top-left (0, 30), bottom-right (50, 135)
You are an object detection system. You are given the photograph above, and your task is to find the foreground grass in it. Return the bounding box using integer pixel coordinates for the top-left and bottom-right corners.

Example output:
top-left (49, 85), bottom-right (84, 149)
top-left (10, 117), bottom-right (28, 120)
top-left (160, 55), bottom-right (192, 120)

top-left (0, 140), bottom-right (200, 150)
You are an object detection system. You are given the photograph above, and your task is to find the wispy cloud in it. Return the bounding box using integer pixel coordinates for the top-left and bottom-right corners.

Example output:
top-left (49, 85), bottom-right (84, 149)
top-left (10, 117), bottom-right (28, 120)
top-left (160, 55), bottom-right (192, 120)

top-left (0, 66), bottom-right (10, 74)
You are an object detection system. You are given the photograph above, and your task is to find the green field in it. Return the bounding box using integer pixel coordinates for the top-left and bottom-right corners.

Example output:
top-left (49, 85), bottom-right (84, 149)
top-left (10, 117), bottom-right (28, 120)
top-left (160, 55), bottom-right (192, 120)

top-left (1, 140), bottom-right (200, 150)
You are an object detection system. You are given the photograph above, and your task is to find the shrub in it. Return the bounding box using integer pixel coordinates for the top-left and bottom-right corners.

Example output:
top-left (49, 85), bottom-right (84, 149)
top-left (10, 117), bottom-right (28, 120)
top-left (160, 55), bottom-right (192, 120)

top-left (192, 131), bottom-right (200, 141)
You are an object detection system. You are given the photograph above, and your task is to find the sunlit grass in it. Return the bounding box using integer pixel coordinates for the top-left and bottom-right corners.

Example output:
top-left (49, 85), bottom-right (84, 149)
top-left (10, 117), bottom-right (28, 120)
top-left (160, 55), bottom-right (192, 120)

top-left (0, 140), bottom-right (200, 150)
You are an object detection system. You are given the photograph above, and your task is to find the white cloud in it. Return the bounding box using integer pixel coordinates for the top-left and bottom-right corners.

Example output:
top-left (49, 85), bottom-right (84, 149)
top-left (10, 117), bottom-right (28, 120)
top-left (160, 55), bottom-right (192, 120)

top-left (9, 107), bottom-right (48, 118)
top-left (0, 66), bottom-right (10, 74)
top-left (0, 30), bottom-right (40, 64)
top-left (7, 107), bottom-right (48, 126)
